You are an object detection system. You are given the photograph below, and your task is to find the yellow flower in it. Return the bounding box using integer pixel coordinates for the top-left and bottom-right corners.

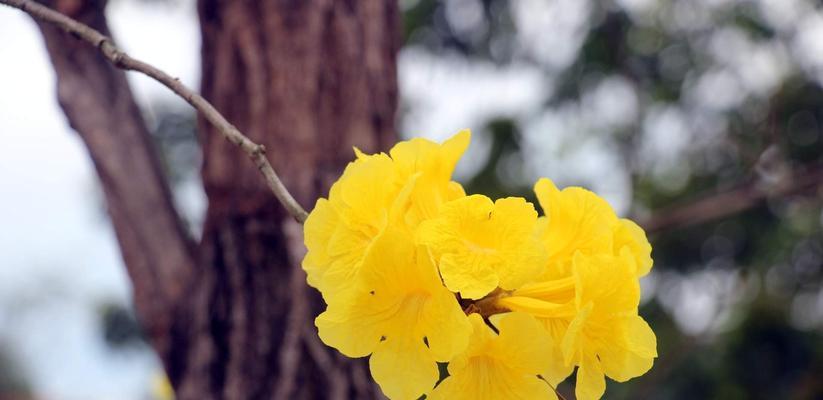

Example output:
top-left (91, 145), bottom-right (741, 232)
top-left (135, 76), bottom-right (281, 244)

top-left (533, 178), bottom-right (617, 277)
top-left (497, 251), bottom-right (657, 400)
top-left (304, 132), bottom-right (659, 400)
top-left (429, 312), bottom-right (557, 400)
top-left (390, 130), bottom-right (470, 226)
top-left (613, 218), bottom-right (653, 277)
top-left (562, 250), bottom-right (657, 400)
top-left (534, 178), bottom-right (653, 278)
top-left (417, 195), bottom-right (546, 300)
top-left (490, 178), bottom-right (657, 399)
top-left (315, 227), bottom-right (472, 400)
top-left (302, 152), bottom-right (397, 298)
top-left (302, 131), bottom-right (470, 299)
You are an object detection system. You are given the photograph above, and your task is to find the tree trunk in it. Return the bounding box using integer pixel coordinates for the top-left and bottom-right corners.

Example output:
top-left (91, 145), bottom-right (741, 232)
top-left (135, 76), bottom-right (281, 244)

top-left (32, 0), bottom-right (399, 398)
top-left (170, 1), bottom-right (399, 399)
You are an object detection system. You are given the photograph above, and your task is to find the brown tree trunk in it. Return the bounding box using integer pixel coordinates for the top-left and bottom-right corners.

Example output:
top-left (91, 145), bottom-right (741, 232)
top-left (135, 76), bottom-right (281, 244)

top-left (31, 0), bottom-right (399, 399)
top-left (170, 1), bottom-right (399, 399)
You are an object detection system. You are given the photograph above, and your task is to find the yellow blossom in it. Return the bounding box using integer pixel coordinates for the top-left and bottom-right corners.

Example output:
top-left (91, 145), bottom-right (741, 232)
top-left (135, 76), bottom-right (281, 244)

top-left (613, 218), bottom-right (653, 277)
top-left (315, 227), bottom-right (472, 400)
top-left (390, 130), bottom-right (470, 226)
top-left (562, 250), bottom-right (657, 399)
top-left (498, 250), bottom-right (657, 400)
top-left (489, 178), bottom-right (657, 399)
top-left (302, 131), bottom-right (469, 299)
top-left (534, 177), bottom-right (653, 278)
top-left (417, 195), bottom-right (546, 300)
top-left (303, 132), bottom-right (658, 400)
top-left (302, 152), bottom-right (396, 298)
top-left (429, 312), bottom-right (557, 400)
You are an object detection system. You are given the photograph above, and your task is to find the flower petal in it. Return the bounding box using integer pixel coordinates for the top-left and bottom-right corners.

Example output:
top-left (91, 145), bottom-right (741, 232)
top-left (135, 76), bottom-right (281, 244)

top-left (598, 315), bottom-right (657, 382)
top-left (575, 354), bottom-right (606, 400)
top-left (370, 334), bottom-right (439, 400)
top-left (613, 219), bottom-right (653, 277)
top-left (417, 195), bottom-right (543, 299)
top-left (302, 198), bottom-right (339, 289)
top-left (534, 178), bottom-right (616, 262)
top-left (389, 130), bottom-right (470, 182)
top-left (490, 312), bottom-right (552, 374)
top-left (431, 313), bottom-right (558, 400)
top-left (492, 197), bottom-right (546, 290)
top-left (439, 252), bottom-right (500, 300)
top-left (315, 292), bottom-right (396, 358)
top-left (418, 290), bottom-right (472, 361)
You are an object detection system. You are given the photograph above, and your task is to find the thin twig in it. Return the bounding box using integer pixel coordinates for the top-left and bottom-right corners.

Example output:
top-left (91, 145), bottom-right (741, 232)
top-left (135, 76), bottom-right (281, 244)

top-left (0, 0), bottom-right (309, 222)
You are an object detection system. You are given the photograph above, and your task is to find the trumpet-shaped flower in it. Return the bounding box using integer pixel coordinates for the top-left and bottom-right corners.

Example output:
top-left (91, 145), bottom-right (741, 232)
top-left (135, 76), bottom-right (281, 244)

top-left (303, 131), bottom-right (470, 299)
top-left (562, 250), bottom-right (657, 399)
top-left (498, 250), bottom-right (657, 400)
top-left (303, 132), bottom-right (658, 400)
top-left (534, 178), bottom-right (652, 278)
top-left (303, 152), bottom-right (398, 298)
top-left (417, 195), bottom-right (546, 300)
top-left (315, 228), bottom-right (472, 400)
top-left (488, 178), bottom-right (657, 399)
top-left (390, 130), bottom-right (470, 226)
top-left (429, 312), bottom-right (557, 400)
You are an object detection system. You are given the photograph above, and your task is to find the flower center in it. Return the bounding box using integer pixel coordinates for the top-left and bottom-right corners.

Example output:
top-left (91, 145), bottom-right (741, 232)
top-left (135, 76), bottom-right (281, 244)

top-left (466, 276), bottom-right (577, 319)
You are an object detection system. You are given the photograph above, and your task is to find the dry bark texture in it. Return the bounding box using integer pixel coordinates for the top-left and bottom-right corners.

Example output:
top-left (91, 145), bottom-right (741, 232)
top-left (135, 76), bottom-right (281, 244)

top-left (32, 0), bottom-right (399, 399)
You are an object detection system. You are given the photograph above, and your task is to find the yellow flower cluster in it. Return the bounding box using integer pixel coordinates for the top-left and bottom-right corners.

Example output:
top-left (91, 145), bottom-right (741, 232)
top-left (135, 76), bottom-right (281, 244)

top-left (303, 130), bottom-right (657, 400)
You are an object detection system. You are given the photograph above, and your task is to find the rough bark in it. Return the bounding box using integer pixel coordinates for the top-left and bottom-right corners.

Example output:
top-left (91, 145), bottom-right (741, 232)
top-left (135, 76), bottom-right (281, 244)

top-left (32, 0), bottom-right (196, 364)
top-left (170, 1), bottom-right (400, 399)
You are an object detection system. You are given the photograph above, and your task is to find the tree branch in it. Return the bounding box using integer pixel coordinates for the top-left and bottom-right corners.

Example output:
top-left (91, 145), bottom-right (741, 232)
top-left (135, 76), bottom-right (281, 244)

top-left (0, 0), bottom-right (309, 223)
top-left (641, 161), bottom-right (823, 233)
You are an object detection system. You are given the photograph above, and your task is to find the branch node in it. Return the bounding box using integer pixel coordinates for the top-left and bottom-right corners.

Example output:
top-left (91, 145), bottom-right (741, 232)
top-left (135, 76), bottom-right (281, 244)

top-left (110, 50), bottom-right (125, 67)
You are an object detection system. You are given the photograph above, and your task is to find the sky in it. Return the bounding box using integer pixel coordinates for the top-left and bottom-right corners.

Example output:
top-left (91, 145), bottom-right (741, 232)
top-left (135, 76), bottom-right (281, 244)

top-left (0, 1), bottom-right (199, 399)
